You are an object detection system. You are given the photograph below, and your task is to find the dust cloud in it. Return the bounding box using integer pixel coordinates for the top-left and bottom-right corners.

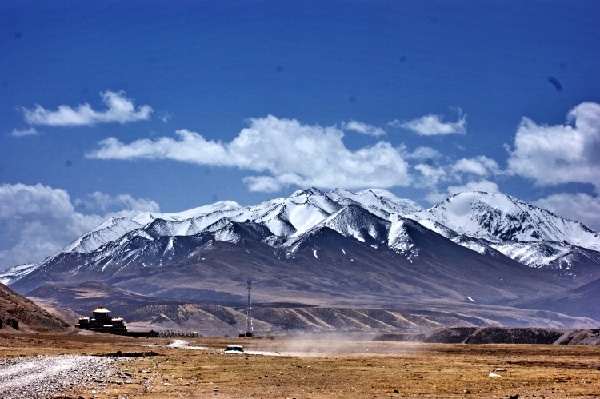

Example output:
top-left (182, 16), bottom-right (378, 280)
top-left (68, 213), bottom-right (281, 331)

top-left (263, 333), bottom-right (423, 357)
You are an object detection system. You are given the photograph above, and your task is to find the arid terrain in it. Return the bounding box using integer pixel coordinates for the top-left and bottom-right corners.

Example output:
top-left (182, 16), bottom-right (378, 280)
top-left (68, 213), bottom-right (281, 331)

top-left (0, 331), bottom-right (598, 398)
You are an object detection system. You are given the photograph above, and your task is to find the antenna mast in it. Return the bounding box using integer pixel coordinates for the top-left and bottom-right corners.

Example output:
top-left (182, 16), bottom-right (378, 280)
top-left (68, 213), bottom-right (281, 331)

top-left (245, 279), bottom-right (253, 337)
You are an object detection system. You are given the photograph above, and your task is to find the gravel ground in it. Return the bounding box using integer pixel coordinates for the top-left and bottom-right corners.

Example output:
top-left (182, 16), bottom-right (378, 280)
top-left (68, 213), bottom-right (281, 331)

top-left (0, 354), bottom-right (122, 399)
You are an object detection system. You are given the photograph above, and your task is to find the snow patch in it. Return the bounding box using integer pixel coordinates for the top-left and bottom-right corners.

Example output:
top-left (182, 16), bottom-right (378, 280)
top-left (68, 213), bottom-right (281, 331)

top-left (388, 215), bottom-right (414, 253)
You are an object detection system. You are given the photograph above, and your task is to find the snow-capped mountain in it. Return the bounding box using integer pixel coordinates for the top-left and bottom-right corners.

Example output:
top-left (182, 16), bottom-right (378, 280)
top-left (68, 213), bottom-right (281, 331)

top-left (45, 188), bottom-right (422, 259)
top-left (2, 189), bottom-right (599, 296)
top-left (420, 192), bottom-right (599, 248)
top-left (3, 188), bottom-right (598, 327)
top-left (414, 192), bottom-right (600, 271)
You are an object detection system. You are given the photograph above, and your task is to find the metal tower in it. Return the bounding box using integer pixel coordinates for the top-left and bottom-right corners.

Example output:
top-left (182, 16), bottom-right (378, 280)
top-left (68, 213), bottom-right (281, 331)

top-left (245, 279), bottom-right (253, 337)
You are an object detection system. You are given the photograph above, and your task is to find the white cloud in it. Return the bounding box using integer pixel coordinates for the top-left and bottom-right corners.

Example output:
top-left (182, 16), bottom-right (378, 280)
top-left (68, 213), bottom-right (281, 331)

top-left (74, 192), bottom-right (159, 214)
top-left (410, 150), bottom-right (501, 195)
top-left (0, 183), bottom-right (159, 269)
top-left (507, 102), bottom-right (600, 191)
top-left (414, 164), bottom-right (446, 187)
top-left (243, 176), bottom-right (284, 193)
top-left (243, 175), bottom-right (302, 193)
top-left (390, 108), bottom-right (466, 136)
top-left (452, 156), bottom-right (500, 176)
top-left (88, 115), bottom-right (412, 192)
top-left (534, 193), bottom-right (600, 231)
top-left (158, 111), bottom-right (173, 123)
top-left (22, 90), bottom-right (153, 126)
top-left (341, 120), bottom-right (386, 136)
top-left (89, 129), bottom-right (231, 164)
top-left (407, 146), bottom-right (441, 160)
top-left (10, 127), bottom-right (38, 137)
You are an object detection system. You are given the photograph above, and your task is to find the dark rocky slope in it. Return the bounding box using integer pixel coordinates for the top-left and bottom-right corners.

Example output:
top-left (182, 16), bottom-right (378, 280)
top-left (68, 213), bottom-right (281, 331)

top-left (0, 283), bottom-right (69, 332)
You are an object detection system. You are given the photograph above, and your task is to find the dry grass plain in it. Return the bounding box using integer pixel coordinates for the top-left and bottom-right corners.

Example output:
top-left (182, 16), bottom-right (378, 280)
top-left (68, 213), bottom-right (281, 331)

top-left (1, 332), bottom-right (599, 398)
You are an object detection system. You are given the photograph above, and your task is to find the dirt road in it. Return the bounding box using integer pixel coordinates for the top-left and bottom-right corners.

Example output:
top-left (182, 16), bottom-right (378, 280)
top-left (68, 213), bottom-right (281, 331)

top-left (1, 333), bottom-right (599, 398)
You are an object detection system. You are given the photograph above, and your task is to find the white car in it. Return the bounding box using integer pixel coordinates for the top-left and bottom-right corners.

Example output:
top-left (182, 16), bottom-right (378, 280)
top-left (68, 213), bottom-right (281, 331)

top-left (224, 345), bottom-right (244, 354)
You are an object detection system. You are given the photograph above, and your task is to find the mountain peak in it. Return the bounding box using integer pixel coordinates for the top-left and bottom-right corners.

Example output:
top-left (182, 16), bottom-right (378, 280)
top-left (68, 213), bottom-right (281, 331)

top-left (291, 187), bottom-right (326, 198)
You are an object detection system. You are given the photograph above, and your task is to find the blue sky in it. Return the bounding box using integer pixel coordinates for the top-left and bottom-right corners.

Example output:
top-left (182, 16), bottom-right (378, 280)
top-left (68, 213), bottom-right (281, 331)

top-left (1, 0), bottom-right (600, 269)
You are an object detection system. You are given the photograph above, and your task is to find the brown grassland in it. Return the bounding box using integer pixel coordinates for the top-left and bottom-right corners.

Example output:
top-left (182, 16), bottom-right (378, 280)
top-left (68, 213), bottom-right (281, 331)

top-left (1, 332), bottom-right (599, 398)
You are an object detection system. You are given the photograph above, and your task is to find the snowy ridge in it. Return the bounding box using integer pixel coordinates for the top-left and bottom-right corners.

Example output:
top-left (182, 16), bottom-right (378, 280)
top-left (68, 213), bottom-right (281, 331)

top-left (63, 201), bottom-right (243, 255)
top-left (491, 242), bottom-right (572, 270)
top-left (490, 242), bottom-right (600, 272)
top-left (63, 217), bottom-right (144, 254)
top-left (421, 192), bottom-right (600, 250)
top-left (320, 204), bottom-right (389, 243)
top-left (0, 263), bottom-right (37, 285)
top-left (329, 188), bottom-right (422, 219)
top-left (414, 191), bottom-right (600, 270)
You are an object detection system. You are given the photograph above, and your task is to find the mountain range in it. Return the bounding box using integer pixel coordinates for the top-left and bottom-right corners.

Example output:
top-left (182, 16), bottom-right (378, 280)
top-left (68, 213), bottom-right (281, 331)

top-left (2, 188), bottom-right (599, 329)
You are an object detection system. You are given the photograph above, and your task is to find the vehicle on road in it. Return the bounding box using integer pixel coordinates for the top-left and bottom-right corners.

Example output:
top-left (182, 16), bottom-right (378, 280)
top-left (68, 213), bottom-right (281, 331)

top-left (224, 345), bottom-right (244, 354)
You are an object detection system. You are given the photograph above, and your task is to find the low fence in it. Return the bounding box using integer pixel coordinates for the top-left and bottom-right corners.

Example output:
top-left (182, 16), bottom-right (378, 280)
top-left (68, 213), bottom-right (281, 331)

top-left (153, 330), bottom-right (200, 338)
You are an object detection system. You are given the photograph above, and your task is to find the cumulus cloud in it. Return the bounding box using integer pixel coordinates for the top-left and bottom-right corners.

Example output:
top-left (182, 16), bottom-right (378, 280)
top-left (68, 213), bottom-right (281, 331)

top-left (390, 108), bottom-right (466, 136)
top-left (414, 164), bottom-right (446, 187)
top-left (534, 193), bottom-right (600, 231)
top-left (87, 115), bottom-right (412, 192)
top-left (22, 90), bottom-right (153, 126)
top-left (341, 120), bottom-right (386, 136)
top-left (412, 151), bottom-right (503, 202)
top-left (10, 127), bottom-right (38, 137)
top-left (74, 192), bottom-right (160, 214)
top-left (507, 102), bottom-right (600, 191)
top-left (0, 183), bottom-right (159, 269)
top-left (406, 146), bottom-right (441, 160)
top-left (452, 156), bottom-right (500, 176)
top-left (243, 174), bottom-right (303, 193)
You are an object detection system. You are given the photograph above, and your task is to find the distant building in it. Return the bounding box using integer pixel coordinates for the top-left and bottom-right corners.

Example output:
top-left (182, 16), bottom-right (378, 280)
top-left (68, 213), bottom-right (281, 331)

top-left (76, 305), bottom-right (127, 332)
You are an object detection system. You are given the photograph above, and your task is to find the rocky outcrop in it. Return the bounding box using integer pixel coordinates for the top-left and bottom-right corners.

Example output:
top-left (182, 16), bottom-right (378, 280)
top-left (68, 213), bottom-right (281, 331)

top-left (423, 327), bottom-right (600, 345)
